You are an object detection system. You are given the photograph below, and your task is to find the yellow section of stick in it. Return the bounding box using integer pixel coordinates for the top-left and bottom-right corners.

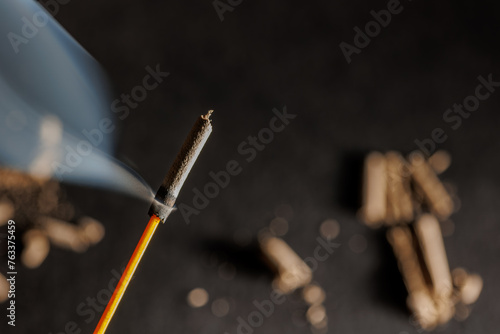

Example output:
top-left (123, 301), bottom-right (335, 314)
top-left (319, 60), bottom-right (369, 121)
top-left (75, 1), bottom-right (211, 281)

top-left (94, 214), bottom-right (161, 334)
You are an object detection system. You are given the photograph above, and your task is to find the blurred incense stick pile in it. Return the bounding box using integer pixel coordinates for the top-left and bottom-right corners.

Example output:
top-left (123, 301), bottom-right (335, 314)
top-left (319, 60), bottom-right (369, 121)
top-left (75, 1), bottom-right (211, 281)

top-left (0, 167), bottom-right (104, 302)
top-left (359, 150), bottom-right (482, 330)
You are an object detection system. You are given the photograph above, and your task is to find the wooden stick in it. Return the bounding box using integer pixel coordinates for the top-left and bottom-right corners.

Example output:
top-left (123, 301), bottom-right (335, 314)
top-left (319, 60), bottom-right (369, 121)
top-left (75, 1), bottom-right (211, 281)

top-left (94, 214), bottom-right (161, 334)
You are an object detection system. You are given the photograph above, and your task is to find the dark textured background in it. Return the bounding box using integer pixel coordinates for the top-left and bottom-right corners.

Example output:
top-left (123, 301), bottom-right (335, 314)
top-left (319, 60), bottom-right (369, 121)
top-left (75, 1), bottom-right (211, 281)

top-left (5, 0), bottom-right (500, 333)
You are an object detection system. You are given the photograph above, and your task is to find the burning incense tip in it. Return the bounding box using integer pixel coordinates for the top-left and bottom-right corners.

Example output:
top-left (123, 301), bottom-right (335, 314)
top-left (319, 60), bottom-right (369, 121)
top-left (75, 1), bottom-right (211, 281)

top-left (202, 110), bottom-right (213, 120)
top-left (149, 111), bottom-right (213, 222)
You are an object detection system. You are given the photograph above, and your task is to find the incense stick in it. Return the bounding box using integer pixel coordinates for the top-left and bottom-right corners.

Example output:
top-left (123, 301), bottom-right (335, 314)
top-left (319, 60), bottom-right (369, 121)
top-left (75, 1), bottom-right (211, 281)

top-left (94, 111), bottom-right (213, 334)
top-left (149, 110), bottom-right (213, 221)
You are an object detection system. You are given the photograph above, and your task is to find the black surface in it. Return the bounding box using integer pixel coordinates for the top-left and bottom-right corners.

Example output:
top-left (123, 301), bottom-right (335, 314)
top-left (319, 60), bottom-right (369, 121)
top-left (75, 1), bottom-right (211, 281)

top-left (4, 0), bottom-right (500, 333)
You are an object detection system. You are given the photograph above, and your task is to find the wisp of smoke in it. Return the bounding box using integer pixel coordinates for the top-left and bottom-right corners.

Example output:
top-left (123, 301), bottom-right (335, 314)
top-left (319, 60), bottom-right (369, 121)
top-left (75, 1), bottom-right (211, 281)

top-left (0, 0), bottom-right (154, 202)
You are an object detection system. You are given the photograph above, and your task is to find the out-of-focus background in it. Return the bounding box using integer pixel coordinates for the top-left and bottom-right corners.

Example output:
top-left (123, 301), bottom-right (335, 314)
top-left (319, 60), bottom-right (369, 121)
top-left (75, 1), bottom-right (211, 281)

top-left (1, 0), bottom-right (499, 333)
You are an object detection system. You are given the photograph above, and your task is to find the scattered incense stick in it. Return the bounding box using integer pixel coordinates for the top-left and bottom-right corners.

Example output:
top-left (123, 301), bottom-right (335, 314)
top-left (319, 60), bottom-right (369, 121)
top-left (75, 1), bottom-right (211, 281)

top-left (42, 217), bottom-right (90, 253)
top-left (259, 233), bottom-right (313, 294)
top-left (385, 151), bottom-right (414, 224)
top-left (258, 206), bottom-right (330, 332)
top-left (387, 225), bottom-right (439, 330)
top-left (414, 214), bottom-right (453, 299)
top-left (360, 152), bottom-right (387, 226)
top-left (94, 111), bottom-right (213, 334)
top-left (21, 229), bottom-right (50, 269)
top-left (408, 151), bottom-right (454, 220)
top-left (414, 214), bottom-right (456, 325)
top-left (428, 150), bottom-right (452, 175)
